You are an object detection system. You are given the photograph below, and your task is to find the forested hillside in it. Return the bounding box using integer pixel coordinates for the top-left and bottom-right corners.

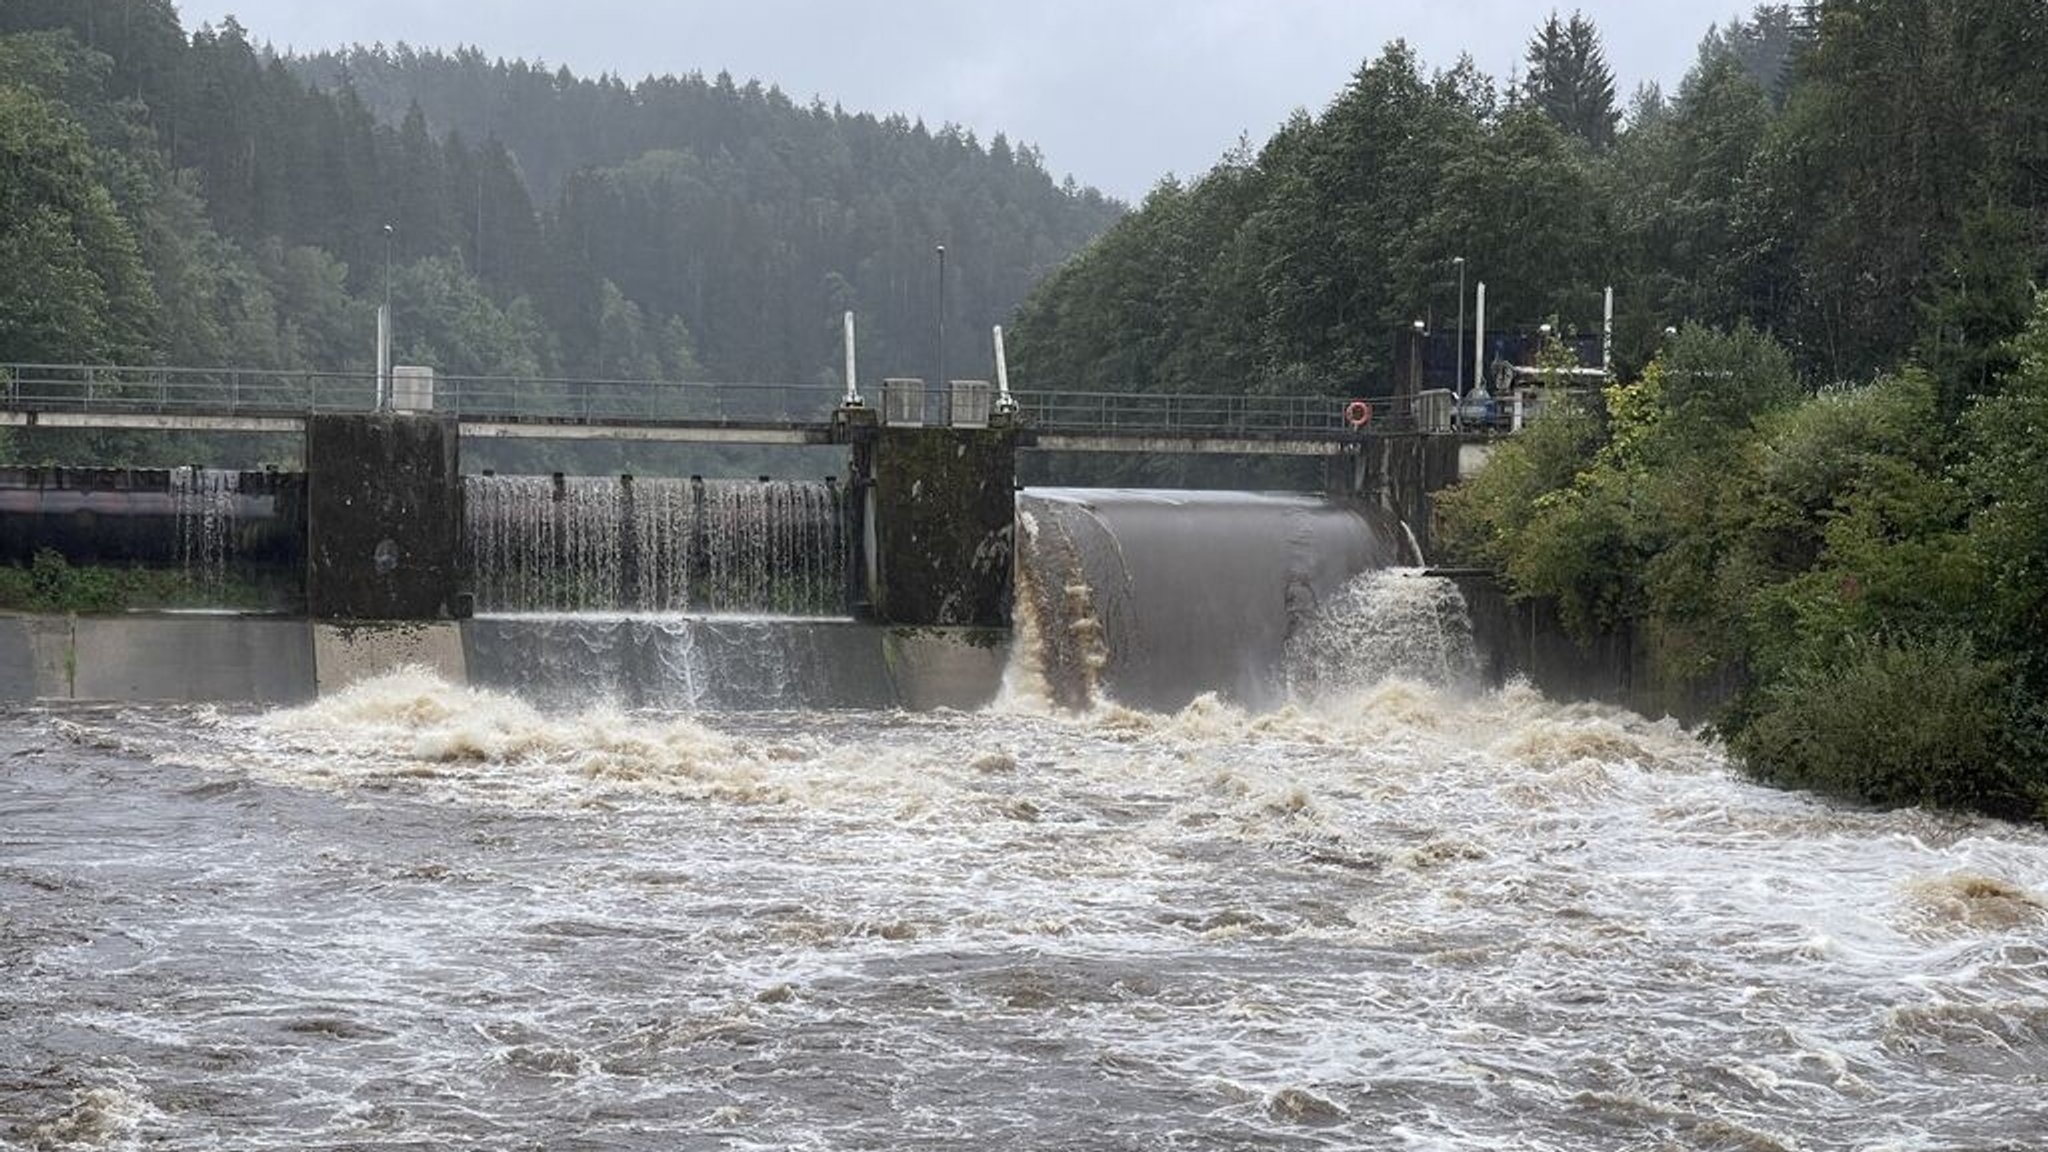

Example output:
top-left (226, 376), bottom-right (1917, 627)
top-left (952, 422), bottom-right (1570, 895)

top-left (1011, 2), bottom-right (2048, 410)
top-left (0, 0), bottom-right (1119, 389)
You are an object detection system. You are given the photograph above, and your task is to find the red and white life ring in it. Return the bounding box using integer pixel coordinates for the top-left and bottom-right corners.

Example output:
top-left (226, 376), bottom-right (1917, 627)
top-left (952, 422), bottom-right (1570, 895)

top-left (1344, 400), bottom-right (1373, 428)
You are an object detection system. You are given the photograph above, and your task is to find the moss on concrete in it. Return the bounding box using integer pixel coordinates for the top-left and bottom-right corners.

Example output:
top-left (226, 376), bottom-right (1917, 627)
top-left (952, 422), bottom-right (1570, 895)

top-left (867, 427), bottom-right (1017, 627)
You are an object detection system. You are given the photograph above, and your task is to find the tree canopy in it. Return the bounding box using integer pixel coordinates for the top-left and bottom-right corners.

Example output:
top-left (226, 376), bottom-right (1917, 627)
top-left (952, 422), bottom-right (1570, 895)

top-left (1012, 1), bottom-right (2048, 412)
top-left (0, 1), bottom-right (1120, 388)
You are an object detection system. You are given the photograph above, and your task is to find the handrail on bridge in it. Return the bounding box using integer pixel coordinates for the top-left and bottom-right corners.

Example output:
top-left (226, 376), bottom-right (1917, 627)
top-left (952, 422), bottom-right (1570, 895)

top-left (0, 363), bottom-right (1470, 438)
top-left (0, 364), bottom-right (848, 426)
top-left (1010, 388), bottom-right (1453, 437)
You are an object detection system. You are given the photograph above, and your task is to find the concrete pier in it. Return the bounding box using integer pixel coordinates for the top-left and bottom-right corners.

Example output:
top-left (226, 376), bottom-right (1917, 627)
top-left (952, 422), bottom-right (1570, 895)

top-left (1327, 434), bottom-right (1465, 560)
top-left (857, 426), bottom-right (1019, 627)
top-left (304, 414), bottom-right (465, 621)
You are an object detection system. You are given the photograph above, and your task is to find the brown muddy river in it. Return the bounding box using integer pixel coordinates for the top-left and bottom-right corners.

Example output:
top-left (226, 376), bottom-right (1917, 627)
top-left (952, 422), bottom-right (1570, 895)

top-left (5, 662), bottom-right (2047, 1150)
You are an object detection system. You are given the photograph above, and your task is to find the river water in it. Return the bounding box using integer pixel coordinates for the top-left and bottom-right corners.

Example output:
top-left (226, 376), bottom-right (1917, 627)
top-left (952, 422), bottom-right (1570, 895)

top-left (5, 576), bottom-right (2048, 1149)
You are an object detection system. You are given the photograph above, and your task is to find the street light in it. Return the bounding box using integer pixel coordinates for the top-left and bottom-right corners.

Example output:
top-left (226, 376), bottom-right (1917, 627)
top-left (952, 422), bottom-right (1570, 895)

top-left (379, 223), bottom-right (395, 411)
top-left (935, 243), bottom-right (948, 391)
top-left (1410, 320), bottom-right (1428, 396)
top-left (1453, 257), bottom-right (1467, 395)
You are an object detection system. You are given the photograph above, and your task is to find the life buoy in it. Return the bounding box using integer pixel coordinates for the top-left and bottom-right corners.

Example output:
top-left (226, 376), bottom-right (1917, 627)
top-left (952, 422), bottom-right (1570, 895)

top-left (1344, 400), bottom-right (1373, 428)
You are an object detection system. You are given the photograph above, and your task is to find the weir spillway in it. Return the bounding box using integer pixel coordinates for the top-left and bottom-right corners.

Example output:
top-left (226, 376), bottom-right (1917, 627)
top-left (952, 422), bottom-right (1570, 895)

top-left (1012, 490), bottom-right (1405, 711)
top-left (465, 475), bottom-right (851, 616)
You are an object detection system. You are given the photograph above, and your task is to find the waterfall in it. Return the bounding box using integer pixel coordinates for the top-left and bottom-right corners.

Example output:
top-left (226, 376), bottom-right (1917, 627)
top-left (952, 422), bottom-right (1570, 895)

top-left (465, 475), bottom-right (849, 616)
top-left (1009, 489), bottom-right (1404, 711)
top-left (171, 467), bottom-right (242, 597)
top-left (1282, 569), bottom-right (1478, 699)
top-left (463, 615), bottom-right (894, 710)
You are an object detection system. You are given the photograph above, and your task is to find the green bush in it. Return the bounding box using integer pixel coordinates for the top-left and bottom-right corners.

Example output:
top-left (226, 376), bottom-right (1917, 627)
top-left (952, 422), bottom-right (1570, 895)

top-left (0, 549), bottom-right (264, 614)
top-left (1732, 634), bottom-right (2035, 819)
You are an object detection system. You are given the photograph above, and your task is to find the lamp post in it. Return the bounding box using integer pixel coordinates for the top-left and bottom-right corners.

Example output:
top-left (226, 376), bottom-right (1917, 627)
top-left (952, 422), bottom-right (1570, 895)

top-left (1453, 256), bottom-right (1467, 396)
top-left (379, 223), bottom-right (394, 411)
top-left (934, 243), bottom-right (948, 392)
top-left (1411, 319), bottom-right (1427, 397)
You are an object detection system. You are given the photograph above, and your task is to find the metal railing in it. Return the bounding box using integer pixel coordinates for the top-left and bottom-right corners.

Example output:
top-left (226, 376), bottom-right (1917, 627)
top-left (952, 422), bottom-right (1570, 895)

top-left (0, 364), bottom-right (845, 426)
top-left (0, 363), bottom-right (1473, 440)
top-left (0, 363), bottom-right (380, 414)
top-left (1011, 389), bottom-right (1453, 438)
top-left (437, 375), bottom-right (844, 426)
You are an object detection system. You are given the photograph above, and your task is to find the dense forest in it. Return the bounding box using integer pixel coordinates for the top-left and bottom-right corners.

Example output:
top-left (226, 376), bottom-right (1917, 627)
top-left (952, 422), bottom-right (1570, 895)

top-left (1009, 3), bottom-right (2046, 410)
top-left (1008, 0), bottom-right (2046, 819)
top-left (0, 0), bottom-right (1118, 399)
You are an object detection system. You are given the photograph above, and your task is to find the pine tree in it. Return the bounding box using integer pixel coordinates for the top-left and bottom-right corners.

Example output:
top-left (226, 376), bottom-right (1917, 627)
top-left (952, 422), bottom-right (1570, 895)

top-left (1523, 10), bottom-right (1620, 148)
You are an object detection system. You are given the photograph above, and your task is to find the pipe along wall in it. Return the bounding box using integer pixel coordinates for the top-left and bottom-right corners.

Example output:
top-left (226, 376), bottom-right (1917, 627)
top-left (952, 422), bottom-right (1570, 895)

top-left (1, 415), bottom-right (1026, 628)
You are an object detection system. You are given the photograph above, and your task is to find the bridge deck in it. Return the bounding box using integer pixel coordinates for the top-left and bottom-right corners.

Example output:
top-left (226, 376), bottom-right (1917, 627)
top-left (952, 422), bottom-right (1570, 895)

top-left (1, 364), bottom-right (1465, 452)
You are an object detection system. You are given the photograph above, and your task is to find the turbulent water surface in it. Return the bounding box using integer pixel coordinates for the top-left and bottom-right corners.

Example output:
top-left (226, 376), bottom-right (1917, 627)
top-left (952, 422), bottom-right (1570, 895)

top-left (5, 580), bottom-right (2048, 1149)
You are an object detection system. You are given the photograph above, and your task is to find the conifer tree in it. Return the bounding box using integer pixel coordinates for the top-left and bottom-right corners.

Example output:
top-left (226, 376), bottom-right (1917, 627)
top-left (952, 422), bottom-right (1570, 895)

top-left (1523, 10), bottom-right (1621, 147)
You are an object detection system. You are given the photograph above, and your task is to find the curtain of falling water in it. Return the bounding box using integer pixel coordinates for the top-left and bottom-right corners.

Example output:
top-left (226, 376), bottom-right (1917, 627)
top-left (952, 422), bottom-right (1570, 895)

top-left (465, 476), bottom-right (849, 615)
top-left (171, 466), bottom-right (242, 599)
top-left (1011, 489), bottom-right (1406, 712)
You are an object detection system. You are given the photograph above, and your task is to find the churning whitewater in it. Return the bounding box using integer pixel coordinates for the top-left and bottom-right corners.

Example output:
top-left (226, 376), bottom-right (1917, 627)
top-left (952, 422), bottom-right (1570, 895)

top-left (5, 574), bottom-right (2048, 1150)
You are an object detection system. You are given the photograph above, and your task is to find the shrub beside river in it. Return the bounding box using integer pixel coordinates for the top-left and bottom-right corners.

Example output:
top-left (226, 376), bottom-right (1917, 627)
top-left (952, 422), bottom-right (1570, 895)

top-left (1440, 306), bottom-right (2048, 822)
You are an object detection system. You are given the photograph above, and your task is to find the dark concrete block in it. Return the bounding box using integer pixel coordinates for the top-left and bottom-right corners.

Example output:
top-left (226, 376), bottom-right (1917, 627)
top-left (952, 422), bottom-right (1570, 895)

top-left (305, 415), bottom-right (464, 621)
top-left (865, 427), bottom-right (1016, 627)
top-left (1328, 434), bottom-right (1463, 561)
top-left (1454, 574), bottom-right (1736, 724)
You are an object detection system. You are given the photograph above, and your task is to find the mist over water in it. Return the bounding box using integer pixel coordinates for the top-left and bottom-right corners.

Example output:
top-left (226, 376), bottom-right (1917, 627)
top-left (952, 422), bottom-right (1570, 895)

top-left (6, 499), bottom-right (2048, 1149)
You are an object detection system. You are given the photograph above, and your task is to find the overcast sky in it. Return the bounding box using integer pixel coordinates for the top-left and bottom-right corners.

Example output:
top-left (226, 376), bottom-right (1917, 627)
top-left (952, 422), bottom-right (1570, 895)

top-left (173, 2), bottom-right (1722, 201)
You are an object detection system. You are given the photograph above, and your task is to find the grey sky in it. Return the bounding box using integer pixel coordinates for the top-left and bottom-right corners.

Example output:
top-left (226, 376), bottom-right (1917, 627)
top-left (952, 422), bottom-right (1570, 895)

top-left (173, 1), bottom-right (1722, 201)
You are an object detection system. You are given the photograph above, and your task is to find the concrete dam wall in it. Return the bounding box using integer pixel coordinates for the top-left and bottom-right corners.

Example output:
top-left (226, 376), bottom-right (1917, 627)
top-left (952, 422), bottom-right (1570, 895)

top-left (0, 614), bottom-right (1007, 712)
top-left (3, 415), bottom-right (1550, 714)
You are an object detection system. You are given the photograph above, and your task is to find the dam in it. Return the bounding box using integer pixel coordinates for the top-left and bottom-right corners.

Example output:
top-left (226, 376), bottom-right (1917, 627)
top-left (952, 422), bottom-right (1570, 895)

top-left (0, 387), bottom-right (1473, 710)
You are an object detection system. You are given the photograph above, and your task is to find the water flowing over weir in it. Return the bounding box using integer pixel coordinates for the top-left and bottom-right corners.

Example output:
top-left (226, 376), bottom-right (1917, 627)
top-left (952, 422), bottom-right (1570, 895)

top-left (169, 467), bottom-right (242, 593)
top-left (465, 475), bottom-right (850, 615)
top-left (1010, 488), bottom-right (1408, 711)
top-left (464, 615), bottom-right (895, 711)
